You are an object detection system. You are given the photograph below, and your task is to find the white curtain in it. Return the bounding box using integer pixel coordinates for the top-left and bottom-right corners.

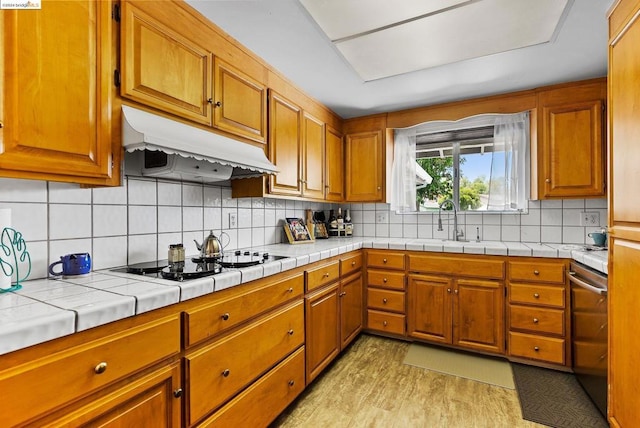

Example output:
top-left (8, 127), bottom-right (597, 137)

top-left (487, 112), bottom-right (529, 211)
top-left (390, 128), bottom-right (417, 212)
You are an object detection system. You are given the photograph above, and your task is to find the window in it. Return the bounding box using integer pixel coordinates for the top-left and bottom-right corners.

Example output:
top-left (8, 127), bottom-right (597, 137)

top-left (391, 113), bottom-right (529, 213)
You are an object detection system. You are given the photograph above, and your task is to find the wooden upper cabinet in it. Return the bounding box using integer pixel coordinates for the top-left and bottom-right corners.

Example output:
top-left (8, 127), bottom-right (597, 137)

top-left (121, 1), bottom-right (212, 125)
top-left (325, 125), bottom-right (344, 202)
top-left (213, 58), bottom-right (267, 143)
top-left (0, 0), bottom-right (115, 184)
top-left (345, 131), bottom-right (384, 202)
top-left (536, 79), bottom-right (607, 199)
top-left (302, 112), bottom-right (325, 199)
top-left (269, 90), bottom-right (302, 196)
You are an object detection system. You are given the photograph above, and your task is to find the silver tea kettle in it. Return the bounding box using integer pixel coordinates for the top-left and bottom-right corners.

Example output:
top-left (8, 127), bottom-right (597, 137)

top-left (194, 230), bottom-right (229, 258)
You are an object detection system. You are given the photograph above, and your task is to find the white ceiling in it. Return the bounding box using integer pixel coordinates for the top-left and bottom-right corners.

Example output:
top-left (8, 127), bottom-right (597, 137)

top-left (185, 0), bottom-right (613, 119)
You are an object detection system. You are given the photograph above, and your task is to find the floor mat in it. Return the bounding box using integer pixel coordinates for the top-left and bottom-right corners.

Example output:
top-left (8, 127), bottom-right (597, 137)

top-left (402, 343), bottom-right (515, 389)
top-left (511, 363), bottom-right (608, 428)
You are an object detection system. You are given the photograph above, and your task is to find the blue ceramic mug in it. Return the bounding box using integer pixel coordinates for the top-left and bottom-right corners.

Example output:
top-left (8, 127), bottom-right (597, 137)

top-left (588, 232), bottom-right (607, 247)
top-left (48, 253), bottom-right (91, 276)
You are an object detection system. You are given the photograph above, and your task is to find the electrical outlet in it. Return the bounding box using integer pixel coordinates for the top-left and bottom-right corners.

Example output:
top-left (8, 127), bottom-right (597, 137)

top-left (580, 211), bottom-right (600, 227)
top-left (376, 212), bottom-right (388, 223)
top-left (229, 213), bottom-right (238, 228)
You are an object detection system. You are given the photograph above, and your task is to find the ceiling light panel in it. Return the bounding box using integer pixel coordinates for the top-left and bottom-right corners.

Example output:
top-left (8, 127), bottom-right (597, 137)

top-left (334, 0), bottom-right (570, 81)
top-left (299, 0), bottom-right (471, 41)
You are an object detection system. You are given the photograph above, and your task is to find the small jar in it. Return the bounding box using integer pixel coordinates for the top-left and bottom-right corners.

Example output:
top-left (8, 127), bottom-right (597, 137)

top-left (168, 244), bottom-right (185, 263)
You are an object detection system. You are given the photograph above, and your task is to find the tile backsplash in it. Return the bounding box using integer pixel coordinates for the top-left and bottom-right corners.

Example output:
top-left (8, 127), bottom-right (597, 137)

top-left (0, 177), bottom-right (607, 280)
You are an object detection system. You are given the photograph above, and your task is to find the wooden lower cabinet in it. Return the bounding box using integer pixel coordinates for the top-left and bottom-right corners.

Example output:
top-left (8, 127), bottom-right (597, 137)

top-left (305, 283), bottom-right (340, 383)
top-left (340, 272), bottom-right (364, 349)
top-left (36, 364), bottom-right (182, 428)
top-left (185, 300), bottom-right (304, 425)
top-left (199, 347), bottom-right (305, 428)
top-left (408, 274), bottom-right (505, 354)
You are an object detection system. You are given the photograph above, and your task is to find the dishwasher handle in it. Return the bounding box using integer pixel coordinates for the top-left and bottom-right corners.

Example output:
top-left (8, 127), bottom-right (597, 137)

top-left (569, 271), bottom-right (607, 296)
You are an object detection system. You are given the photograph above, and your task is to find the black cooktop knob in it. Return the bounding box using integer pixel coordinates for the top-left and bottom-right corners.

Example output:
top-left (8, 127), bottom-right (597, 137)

top-left (235, 250), bottom-right (241, 256)
top-left (253, 251), bottom-right (260, 257)
top-left (263, 253), bottom-right (269, 259)
top-left (244, 251), bottom-right (250, 256)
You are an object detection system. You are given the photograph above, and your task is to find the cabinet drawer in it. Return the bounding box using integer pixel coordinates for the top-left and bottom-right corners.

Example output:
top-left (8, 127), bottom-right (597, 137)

top-left (409, 254), bottom-right (505, 279)
top-left (199, 346), bottom-right (305, 428)
top-left (367, 309), bottom-right (405, 335)
top-left (367, 270), bottom-right (405, 290)
top-left (0, 315), bottom-right (180, 428)
top-left (367, 251), bottom-right (405, 270)
top-left (306, 261), bottom-right (340, 292)
top-left (509, 331), bottom-right (565, 365)
top-left (509, 260), bottom-right (565, 284)
top-left (184, 273), bottom-right (303, 347)
top-left (340, 252), bottom-right (363, 277)
top-left (367, 288), bottom-right (405, 313)
top-left (510, 283), bottom-right (565, 308)
top-left (509, 304), bottom-right (565, 336)
top-left (186, 300), bottom-right (304, 425)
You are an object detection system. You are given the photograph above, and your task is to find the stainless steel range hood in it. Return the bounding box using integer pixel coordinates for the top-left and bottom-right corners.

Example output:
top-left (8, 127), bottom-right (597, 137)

top-left (122, 105), bottom-right (277, 183)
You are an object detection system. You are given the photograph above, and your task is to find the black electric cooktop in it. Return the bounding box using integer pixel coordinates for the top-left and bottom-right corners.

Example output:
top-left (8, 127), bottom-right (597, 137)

top-left (114, 251), bottom-right (288, 282)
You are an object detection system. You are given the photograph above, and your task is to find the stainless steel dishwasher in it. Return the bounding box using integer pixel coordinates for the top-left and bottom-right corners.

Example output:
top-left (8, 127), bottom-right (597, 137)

top-left (570, 261), bottom-right (608, 418)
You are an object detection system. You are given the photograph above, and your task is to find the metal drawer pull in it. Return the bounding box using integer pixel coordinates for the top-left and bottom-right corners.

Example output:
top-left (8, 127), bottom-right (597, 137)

top-left (221, 313), bottom-right (230, 321)
top-left (94, 362), bottom-right (108, 374)
top-left (447, 288), bottom-right (451, 293)
top-left (382, 298), bottom-right (387, 304)
top-left (534, 270), bottom-right (540, 275)
top-left (383, 258), bottom-right (388, 263)
top-left (287, 287), bottom-right (294, 293)
top-left (351, 261), bottom-right (356, 266)
top-left (534, 346), bottom-right (540, 351)
top-left (324, 272), bottom-right (330, 278)
top-left (173, 388), bottom-right (183, 398)
top-left (339, 291), bottom-right (346, 297)
top-left (533, 293), bottom-right (540, 298)
top-left (222, 369), bottom-right (230, 377)
top-left (533, 318), bottom-right (539, 324)
top-left (383, 278), bottom-right (388, 283)
top-left (288, 380), bottom-right (295, 386)
top-left (383, 321), bottom-right (388, 326)
top-left (288, 329), bottom-right (294, 335)
top-left (454, 289), bottom-right (458, 294)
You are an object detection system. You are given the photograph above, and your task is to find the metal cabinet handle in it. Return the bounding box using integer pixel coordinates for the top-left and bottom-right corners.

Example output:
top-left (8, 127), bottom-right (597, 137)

top-left (533, 346), bottom-right (540, 352)
top-left (545, 178), bottom-right (551, 183)
top-left (222, 369), bottom-right (230, 377)
top-left (533, 270), bottom-right (540, 275)
top-left (94, 362), bottom-right (108, 374)
top-left (324, 272), bottom-right (330, 278)
top-left (383, 278), bottom-right (388, 283)
top-left (383, 258), bottom-right (387, 263)
top-left (288, 380), bottom-right (295, 386)
top-left (351, 261), bottom-right (356, 266)
top-left (377, 186), bottom-right (382, 190)
top-left (339, 291), bottom-right (346, 297)
top-left (215, 101), bottom-right (222, 107)
top-left (383, 321), bottom-right (388, 326)
top-left (533, 318), bottom-right (539, 324)
top-left (454, 289), bottom-right (459, 294)
top-left (173, 388), bottom-right (183, 398)
top-left (533, 293), bottom-right (540, 299)
top-left (221, 313), bottom-right (230, 321)
top-left (207, 98), bottom-right (213, 104)
top-left (287, 287), bottom-right (294, 293)
top-left (447, 288), bottom-right (452, 293)
top-left (288, 329), bottom-right (294, 335)
top-left (382, 298), bottom-right (387, 304)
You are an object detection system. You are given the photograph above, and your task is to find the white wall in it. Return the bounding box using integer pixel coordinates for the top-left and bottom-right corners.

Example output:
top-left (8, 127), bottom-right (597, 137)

top-left (0, 177), bottom-right (607, 280)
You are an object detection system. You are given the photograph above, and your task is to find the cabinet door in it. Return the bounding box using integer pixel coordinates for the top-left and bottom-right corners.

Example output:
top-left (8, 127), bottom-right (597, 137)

top-left (340, 273), bottom-right (363, 350)
top-left (268, 91), bottom-right (302, 196)
top-left (325, 125), bottom-right (344, 201)
top-left (541, 100), bottom-right (605, 198)
top-left (305, 283), bottom-right (340, 383)
top-left (407, 275), bottom-right (453, 344)
top-left (213, 58), bottom-right (267, 143)
top-left (453, 279), bottom-right (505, 354)
top-left (121, 1), bottom-right (212, 125)
top-left (302, 112), bottom-right (325, 199)
top-left (39, 364), bottom-right (182, 428)
top-left (345, 131), bottom-right (384, 202)
top-left (0, 0), bottom-right (114, 183)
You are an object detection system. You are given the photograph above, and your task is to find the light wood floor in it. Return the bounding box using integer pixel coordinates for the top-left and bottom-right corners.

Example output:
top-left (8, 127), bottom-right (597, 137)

top-left (272, 334), bottom-right (547, 428)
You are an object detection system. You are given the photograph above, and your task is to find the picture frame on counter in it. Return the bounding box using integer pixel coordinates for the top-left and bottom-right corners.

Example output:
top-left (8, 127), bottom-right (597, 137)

top-left (283, 218), bottom-right (314, 244)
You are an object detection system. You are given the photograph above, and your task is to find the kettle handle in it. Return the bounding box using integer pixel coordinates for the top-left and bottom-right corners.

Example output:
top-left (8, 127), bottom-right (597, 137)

top-left (219, 231), bottom-right (231, 249)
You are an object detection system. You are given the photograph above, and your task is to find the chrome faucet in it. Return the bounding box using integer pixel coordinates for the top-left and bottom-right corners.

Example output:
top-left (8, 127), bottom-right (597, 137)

top-left (437, 199), bottom-right (464, 241)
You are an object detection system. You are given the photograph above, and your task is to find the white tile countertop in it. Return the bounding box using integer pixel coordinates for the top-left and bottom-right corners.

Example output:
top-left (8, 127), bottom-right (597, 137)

top-left (0, 238), bottom-right (607, 356)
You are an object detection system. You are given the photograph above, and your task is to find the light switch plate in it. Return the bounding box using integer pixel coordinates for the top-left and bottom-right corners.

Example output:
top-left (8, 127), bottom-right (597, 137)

top-left (376, 212), bottom-right (388, 223)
